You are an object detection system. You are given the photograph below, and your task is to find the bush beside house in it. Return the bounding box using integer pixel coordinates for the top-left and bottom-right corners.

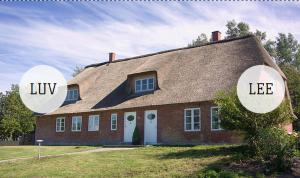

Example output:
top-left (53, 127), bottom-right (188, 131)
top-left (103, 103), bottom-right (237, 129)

top-left (215, 89), bottom-right (297, 174)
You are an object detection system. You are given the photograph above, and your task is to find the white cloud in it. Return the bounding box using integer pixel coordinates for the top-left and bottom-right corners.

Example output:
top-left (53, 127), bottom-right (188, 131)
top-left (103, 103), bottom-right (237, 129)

top-left (0, 2), bottom-right (300, 92)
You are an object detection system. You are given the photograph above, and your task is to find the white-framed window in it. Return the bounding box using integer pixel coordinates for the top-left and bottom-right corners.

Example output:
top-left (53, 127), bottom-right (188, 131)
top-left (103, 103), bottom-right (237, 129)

top-left (56, 117), bottom-right (65, 132)
top-left (135, 77), bottom-right (155, 93)
top-left (211, 107), bottom-right (223, 131)
top-left (184, 108), bottom-right (201, 131)
top-left (72, 116), bottom-right (82, 132)
top-left (111, 113), bottom-right (117, 131)
top-left (88, 115), bottom-right (99, 131)
top-left (66, 88), bottom-right (79, 101)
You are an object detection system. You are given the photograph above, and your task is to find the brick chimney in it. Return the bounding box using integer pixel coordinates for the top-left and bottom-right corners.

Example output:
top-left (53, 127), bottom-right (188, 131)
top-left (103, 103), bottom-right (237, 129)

top-left (109, 52), bottom-right (116, 62)
top-left (212, 31), bottom-right (221, 42)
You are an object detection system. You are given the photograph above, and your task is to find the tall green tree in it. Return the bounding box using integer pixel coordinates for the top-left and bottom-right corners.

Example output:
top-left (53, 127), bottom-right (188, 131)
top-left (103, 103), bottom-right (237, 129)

top-left (188, 33), bottom-right (208, 47)
top-left (0, 85), bottom-right (35, 140)
top-left (264, 34), bottom-right (300, 126)
top-left (225, 20), bottom-right (267, 41)
top-left (226, 20), bottom-right (251, 39)
top-left (265, 33), bottom-right (300, 67)
top-left (280, 65), bottom-right (300, 129)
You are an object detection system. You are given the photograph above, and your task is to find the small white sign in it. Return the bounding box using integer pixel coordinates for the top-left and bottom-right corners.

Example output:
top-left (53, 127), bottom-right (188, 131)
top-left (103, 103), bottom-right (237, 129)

top-left (19, 65), bottom-right (67, 114)
top-left (237, 65), bottom-right (285, 114)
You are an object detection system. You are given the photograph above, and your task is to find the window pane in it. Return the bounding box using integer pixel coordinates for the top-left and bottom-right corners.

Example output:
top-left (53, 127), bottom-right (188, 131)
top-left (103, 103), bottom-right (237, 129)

top-left (142, 79), bottom-right (147, 90)
top-left (212, 122), bottom-right (219, 130)
top-left (79, 118), bottom-right (82, 130)
top-left (148, 78), bottom-right (154, 84)
top-left (185, 116), bottom-right (191, 123)
top-left (212, 115), bottom-right (218, 122)
top-left (56, 119), bottom-right (60, 127)
top-left (135, 80), bottom-right (141, 92)
top-left (148, 83), bottom-right (154, 90)
top-left (72, 120), bottom-right (76, 130)
top-left (70, 90), bottom-right (74, 99)
top-left (185, 110), bottom-right (191, 117)
top-left (88, 117), bottom-right (93, 130)
top-left (211, 108), bottom-right (221, 130)
top-left (194, 116), bottom-right (200, 123)
top-left (111, 114), bottom-right (117, 130)
top-left (194, 123), bottom-right (200, 130)
top-left (194, 109), bottom-right (200, 117)
top-left (185, 123), bottom-right (192, 130)
top-left (148, 78), bottom-right (154, 90)
top-left (74, 90), bottom-right (78, 100)
top-left (95, 117), bottom-right (99, 130)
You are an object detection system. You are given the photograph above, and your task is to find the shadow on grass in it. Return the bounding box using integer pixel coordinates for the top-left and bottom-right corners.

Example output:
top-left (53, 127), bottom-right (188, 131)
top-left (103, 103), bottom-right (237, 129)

top-left (158, 145), bottom-right (247, 159)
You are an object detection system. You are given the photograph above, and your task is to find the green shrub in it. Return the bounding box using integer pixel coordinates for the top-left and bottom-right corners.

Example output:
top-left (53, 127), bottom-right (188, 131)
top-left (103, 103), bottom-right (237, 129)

top-left (255, 127), bottom-right (297, 172)
top-left (202, 170), bottom-right (218, 178)
top-left (132, 126), bottom-right (141, 145)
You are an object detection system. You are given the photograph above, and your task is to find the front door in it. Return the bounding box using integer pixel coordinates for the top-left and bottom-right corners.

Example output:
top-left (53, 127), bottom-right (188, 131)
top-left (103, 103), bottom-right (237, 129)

top-left (144, 110), bottom-right (157, 144)
top-left (124, 112), bottom-right (136, 143)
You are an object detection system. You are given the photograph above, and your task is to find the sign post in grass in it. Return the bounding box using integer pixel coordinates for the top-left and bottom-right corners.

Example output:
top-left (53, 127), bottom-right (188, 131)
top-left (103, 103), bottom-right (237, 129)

top-left (36, 140), bottom-right (43, 159)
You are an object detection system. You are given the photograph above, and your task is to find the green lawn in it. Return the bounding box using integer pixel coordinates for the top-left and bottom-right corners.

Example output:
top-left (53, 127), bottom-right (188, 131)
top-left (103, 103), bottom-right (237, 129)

top-left (0, 146), bottom-right (97, 160)
top-left (0, 145), bottom-right (251, 178)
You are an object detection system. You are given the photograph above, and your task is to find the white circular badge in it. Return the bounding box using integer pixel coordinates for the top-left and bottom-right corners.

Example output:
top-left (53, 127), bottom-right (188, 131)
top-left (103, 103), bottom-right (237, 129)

top-left (19, 65), bottom-right (67, 114)
top-left (237, 65), bottom-right (285, 114)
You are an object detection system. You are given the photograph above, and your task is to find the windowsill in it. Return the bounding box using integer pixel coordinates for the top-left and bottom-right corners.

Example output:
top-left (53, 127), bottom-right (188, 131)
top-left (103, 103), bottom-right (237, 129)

top-left (211, 129), bottom-right (224, 131)
top-left (71, 130), bottom-right (81, 132)
top-left (88, 130), bottom-right (99, 132)
top-left (184, 130), bottom-right (201, 132)
top-left (111, 129), bottom-right (117, 131)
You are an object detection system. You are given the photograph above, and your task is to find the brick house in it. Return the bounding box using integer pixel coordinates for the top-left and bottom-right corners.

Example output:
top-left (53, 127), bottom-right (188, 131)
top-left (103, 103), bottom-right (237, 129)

top-left (36, 32), bottom-right (292, 145)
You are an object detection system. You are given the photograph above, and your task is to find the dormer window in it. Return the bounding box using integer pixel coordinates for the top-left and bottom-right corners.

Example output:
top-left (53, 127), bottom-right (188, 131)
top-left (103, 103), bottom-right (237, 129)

top-left (135, 77), bottom-right (154, 93)
top-left (66, 88), bottom-right (79, 101)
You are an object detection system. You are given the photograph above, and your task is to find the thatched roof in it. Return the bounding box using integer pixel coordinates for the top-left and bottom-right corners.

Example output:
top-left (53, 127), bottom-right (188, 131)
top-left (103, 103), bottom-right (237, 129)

top-left (48, 35), bottom-right (286, 115)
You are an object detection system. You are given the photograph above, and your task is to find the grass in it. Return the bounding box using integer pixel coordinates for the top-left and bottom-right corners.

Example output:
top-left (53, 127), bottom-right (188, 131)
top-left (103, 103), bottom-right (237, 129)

top-left (0, 144), bottom-right (251, 178)
top-left (0, 146), bottom-right (97, 160)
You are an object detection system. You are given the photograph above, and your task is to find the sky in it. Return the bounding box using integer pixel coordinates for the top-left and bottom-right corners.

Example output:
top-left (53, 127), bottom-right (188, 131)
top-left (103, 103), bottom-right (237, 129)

top-left (0, 2), bottom-right (300, 92)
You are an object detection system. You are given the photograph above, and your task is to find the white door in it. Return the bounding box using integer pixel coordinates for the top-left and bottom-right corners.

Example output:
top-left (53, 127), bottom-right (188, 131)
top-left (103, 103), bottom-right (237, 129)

top-left (144, 110), bottom-right (157, 144)
top-left (124, 112), bottom-right (136, 143)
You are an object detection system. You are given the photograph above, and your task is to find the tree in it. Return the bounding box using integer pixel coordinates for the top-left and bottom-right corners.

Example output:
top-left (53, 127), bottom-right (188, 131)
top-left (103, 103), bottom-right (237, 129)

top-left (264, 33), bottom-right (300, 67)
top-left (225, 20), bottom-right (251, 39)
top-left (187, 33), bottom-right (208, 47)
top-left (215, 89), bottom-right (294, 149)
top-left (263, 34), bottom-right (300, 130)
top-left (72, 65), bottom-right (84, 77)
top-left (280, 65), bottom-right (300, 128)
top-left (132, 126), bottom-right (141, 145)
top-left (0, 85), bottom-right (35, 140)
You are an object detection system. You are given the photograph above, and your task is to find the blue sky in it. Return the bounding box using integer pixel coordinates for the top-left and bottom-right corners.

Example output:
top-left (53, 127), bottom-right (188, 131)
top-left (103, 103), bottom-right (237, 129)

top-left (0, 2), bottom-right (300, 92)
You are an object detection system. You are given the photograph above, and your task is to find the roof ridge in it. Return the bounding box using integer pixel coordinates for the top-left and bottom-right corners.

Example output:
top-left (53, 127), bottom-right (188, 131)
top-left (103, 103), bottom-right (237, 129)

top-left (85, 34), bottom-right (255, 69)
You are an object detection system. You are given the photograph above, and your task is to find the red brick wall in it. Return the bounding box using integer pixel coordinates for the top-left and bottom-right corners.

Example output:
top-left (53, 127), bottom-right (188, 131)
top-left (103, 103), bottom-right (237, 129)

top-left (36, 101), bottom-right (243, 145)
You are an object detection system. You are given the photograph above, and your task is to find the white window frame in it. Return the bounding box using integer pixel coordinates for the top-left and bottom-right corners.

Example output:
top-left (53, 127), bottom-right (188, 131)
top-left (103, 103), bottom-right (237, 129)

top-left (56, 117), bottom-right (65, 132)
top-left (66, 88), bottom-right (79, 101)
top-left (211, 107), bottom-right (223, 131)
top-left (111, 113), bottom-right (117, 131)
top-left (71, 116), bottom-right (82, 132)
top-left (88, 115), bottom-right (99, 131)
top-left (135, 77), bottom-right (155, 93)
top-left (184, 108), bottom-right (201, 132)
